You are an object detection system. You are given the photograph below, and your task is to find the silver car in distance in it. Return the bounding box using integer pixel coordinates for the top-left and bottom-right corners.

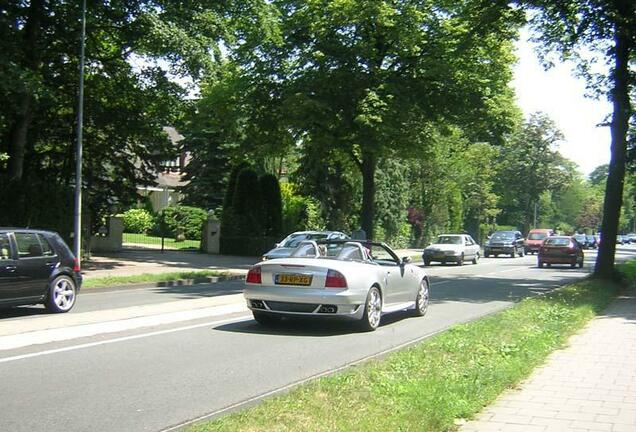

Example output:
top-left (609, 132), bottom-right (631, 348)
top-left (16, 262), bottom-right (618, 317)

top-left (244, 240), bottom-right (430, 331)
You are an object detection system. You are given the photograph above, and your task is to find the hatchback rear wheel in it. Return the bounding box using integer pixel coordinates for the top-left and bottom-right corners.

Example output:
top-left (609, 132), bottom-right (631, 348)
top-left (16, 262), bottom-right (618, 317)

top-left (45, 275), bottom-right (77, 313)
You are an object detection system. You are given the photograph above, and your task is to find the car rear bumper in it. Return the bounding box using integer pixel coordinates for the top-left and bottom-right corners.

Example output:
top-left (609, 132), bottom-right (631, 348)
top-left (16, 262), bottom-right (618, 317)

top-left (422, 253), bottom-right (462, 262)
top-left (539, 255), bottom-right (578, 264)
top-left (485, 246), bottom-right (515, 254)
top-left (244, 286), bottom-right (367, 319)
top-left (73, 272), bottom-right (83, 291)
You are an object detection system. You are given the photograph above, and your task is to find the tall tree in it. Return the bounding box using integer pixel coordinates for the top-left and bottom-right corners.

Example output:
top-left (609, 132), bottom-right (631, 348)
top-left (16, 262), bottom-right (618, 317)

top-left (526, 0), bottom-right (636, 278)
top-left (495, 113), bottom-right (575, 232)
top-left (226, 0), bottom-right (523, 239)
top-left (0, 1), bottom-right (257, 234)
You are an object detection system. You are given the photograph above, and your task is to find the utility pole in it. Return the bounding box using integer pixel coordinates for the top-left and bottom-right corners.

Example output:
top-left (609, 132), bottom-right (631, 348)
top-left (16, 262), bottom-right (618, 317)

top-left (533, 202), bottom-right (538, 228)
top-left (73, 0), bottom-right (87, 264)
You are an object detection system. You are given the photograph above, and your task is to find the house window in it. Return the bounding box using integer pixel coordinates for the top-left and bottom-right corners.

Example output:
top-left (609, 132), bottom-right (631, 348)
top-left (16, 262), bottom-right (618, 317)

top-left (161, 157), bottom-right (181, 172)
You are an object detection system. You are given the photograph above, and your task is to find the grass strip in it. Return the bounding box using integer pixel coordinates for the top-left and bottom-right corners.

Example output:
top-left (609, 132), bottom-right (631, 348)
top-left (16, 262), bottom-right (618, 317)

top-left (82, 270), bottom-right (235, 289)
top-left (122, 232), bottom-right (200, 250)
top-left (189, 261), bottom-right (635, 432)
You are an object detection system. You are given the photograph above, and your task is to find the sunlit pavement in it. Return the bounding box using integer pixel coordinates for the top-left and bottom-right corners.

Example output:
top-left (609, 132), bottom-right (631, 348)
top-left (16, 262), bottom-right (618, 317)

top-left (0, 245), bottom-right (634, 432)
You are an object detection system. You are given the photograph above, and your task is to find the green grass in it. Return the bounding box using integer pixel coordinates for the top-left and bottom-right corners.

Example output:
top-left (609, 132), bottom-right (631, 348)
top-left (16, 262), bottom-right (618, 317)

top-left (122, 232), bottom-right (200, 250)
top-left (188, 262), bottom-right (635, 432)
top-left (82, 270), bottom-right (235, 289)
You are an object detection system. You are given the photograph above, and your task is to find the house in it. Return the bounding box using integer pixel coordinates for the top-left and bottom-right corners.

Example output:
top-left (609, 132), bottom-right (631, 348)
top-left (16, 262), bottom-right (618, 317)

top-left (137, 126), bottom-right (190, 212)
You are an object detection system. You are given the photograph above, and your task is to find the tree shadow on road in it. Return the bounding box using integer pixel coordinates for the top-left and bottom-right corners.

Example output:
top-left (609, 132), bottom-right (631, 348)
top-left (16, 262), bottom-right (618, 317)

top-left (149, 280), bottom-right (244, 299)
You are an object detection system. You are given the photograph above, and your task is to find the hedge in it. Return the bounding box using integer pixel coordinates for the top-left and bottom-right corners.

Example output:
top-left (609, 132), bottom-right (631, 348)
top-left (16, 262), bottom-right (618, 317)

top-left (220, 236), bottom-right (280, 256)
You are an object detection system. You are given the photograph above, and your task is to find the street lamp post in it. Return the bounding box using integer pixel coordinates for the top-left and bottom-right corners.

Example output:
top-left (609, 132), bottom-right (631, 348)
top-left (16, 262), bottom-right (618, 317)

top-left (73, 0), bottom-right (87, 264)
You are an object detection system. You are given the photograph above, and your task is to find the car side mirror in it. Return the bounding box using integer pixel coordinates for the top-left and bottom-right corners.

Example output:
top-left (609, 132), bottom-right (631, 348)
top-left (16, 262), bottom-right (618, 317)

top-left (401, 256), bottom-right (412, 264)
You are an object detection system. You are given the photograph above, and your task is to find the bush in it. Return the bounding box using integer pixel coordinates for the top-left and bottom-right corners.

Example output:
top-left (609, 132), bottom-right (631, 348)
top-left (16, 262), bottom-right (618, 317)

top-left (220, 235), bottom-right (281, 256)
top-left (162, 205), bottom-right (208, 240)
top-left (280, 183), bottom-right (325, 233)
top-left (122, 209), bottom-right (155, 234)
top-left (221, 164), bottom-right (250, 238)
top-left (259, 174), bottom-right (283, 237)
top-left (231, 169), bottom-right (263, 235)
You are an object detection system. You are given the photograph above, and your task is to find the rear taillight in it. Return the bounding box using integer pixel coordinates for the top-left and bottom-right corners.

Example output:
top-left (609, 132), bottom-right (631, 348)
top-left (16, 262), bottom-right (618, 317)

top-left (73, 258), bottom-right (81, 272)
top-left (246, 266), bottom-right (262, 284)
top-left (325, 269), bottom-right (347, 288)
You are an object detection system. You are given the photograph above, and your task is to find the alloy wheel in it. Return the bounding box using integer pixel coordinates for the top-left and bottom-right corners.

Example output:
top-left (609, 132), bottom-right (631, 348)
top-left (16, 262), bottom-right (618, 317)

top-left (414, 279), bottom-right (430, 316)
top-left (364, 288), bottom-right (382, 330)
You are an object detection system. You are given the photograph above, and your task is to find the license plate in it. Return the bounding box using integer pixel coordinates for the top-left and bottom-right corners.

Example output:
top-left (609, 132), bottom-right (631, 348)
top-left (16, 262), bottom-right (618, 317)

top-left (275, 273), bottom-right (312, 286)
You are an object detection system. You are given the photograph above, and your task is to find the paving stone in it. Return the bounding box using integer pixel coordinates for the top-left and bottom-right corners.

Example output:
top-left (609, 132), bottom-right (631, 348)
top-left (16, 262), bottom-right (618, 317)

top-left (569, 420), bottom-right (612, 431)
top-left (460, 289), bottom-right (636, 432)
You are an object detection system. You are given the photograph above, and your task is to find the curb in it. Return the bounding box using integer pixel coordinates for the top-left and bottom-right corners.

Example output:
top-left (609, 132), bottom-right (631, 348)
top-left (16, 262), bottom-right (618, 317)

top-left (81, 274), bottom-right (246, 294)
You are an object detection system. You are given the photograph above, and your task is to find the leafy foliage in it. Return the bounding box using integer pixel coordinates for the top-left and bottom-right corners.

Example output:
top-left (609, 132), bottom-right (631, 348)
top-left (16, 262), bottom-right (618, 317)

top-left (215, 0), bottom-right (523, 238)
top-left (231, 168), bottom-right (263, 236)
top-left (162, 205), bottom-right (208, 240)
top-left (259, 174), bottom-right (283, 237)
top-left (121, 209), bottom-right (155, 234)
top-left (0, 1), bottom-right (240, 241)
top-left (495, 113), bottom-right (575, 232)
top-left (280, 183), bottom-right (325, 234)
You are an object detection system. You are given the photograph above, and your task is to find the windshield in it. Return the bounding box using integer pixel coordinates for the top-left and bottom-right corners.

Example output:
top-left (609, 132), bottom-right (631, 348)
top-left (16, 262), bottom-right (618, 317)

top-left (491, 232), bottom-right (514, 241)
top-left (528, 233), bottom-right (547, 240)
top-left (436, 236), bottom-right (462, 245)
top-left (574, 235), bottom-right (586, 241)
top-left (336, 244), bottom-right (366, 261)
top-left (544, 238), bottom-right (571, 246)
top-left (283, 233), bottom-right (328, 248)
top-left (290, 242), bottom-right (319, 258)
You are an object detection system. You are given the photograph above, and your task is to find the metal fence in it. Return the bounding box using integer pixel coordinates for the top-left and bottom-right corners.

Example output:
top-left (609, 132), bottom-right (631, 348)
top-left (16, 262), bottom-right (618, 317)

top-left (122, 215), bottom-right (201, 252)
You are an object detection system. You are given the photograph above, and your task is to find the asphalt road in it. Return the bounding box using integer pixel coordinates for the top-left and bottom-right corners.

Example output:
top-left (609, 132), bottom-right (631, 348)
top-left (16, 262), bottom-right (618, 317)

top-left (1, 246), bottom-right (634, 432)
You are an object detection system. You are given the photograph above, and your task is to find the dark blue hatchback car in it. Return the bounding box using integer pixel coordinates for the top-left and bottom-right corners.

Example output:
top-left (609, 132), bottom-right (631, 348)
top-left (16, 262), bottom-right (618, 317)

top-left (0, 229), bottom-right (81, 313)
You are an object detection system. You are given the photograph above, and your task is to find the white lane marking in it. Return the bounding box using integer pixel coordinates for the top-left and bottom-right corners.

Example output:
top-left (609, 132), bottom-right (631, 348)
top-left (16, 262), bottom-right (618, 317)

top-left (0, 303), bottom-right (248, 351)
top-left (0, 315), bottom-right (252, 365)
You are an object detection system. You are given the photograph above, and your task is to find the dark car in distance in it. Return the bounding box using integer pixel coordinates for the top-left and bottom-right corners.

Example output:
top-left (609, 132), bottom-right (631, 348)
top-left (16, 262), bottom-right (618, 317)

top-left (538, 236), bottom-right (584, 269)
top-left (585, 235), bottom-right (598, 249)
top-left (573, 234), bottom-right (591, 249)
top-left (484, 230), bottom-right (525, 258)
top-left (0, 229), bottom-right (81, 313)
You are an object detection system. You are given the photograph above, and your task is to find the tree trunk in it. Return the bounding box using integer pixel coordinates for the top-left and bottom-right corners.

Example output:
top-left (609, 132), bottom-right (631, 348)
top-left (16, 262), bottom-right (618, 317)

top-left (594, 17), bottom-right (632, 279)
top-left (7, 97), bottom-right (34, 181)
top-left (360, 153), bottom-right (376, 240)
top-left (5, 0), bottom-right (44, 181)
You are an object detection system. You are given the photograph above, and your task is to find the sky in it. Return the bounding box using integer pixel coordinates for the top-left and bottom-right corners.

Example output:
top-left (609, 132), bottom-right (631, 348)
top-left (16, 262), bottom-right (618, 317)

top-left (512, 29), bottom-right (612, 177)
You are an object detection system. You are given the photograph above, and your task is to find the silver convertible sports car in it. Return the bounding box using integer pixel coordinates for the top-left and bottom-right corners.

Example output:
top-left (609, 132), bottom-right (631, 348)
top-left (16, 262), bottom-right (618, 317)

top-left (244, 240), bottom-right (430, 331)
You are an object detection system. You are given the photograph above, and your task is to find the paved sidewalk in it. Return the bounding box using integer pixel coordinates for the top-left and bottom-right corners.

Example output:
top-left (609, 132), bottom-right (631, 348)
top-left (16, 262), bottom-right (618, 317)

top-left (82, 248), bottom-right (423, 280)
top-left (82, 249), bottom-right (259, 279)
top-left (462, 288), bottom-right (636, 432)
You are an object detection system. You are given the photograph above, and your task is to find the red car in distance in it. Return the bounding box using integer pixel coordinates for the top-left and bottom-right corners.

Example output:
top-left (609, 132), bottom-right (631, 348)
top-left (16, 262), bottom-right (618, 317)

top-left (524, 228), bottom-right (554, 255)
top-left (538, 236), bottom-right (584, 269)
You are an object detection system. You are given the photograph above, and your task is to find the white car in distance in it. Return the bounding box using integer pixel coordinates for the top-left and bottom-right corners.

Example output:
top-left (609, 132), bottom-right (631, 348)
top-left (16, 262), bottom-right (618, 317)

top-left (422, 234), bottom-right (480, 266)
